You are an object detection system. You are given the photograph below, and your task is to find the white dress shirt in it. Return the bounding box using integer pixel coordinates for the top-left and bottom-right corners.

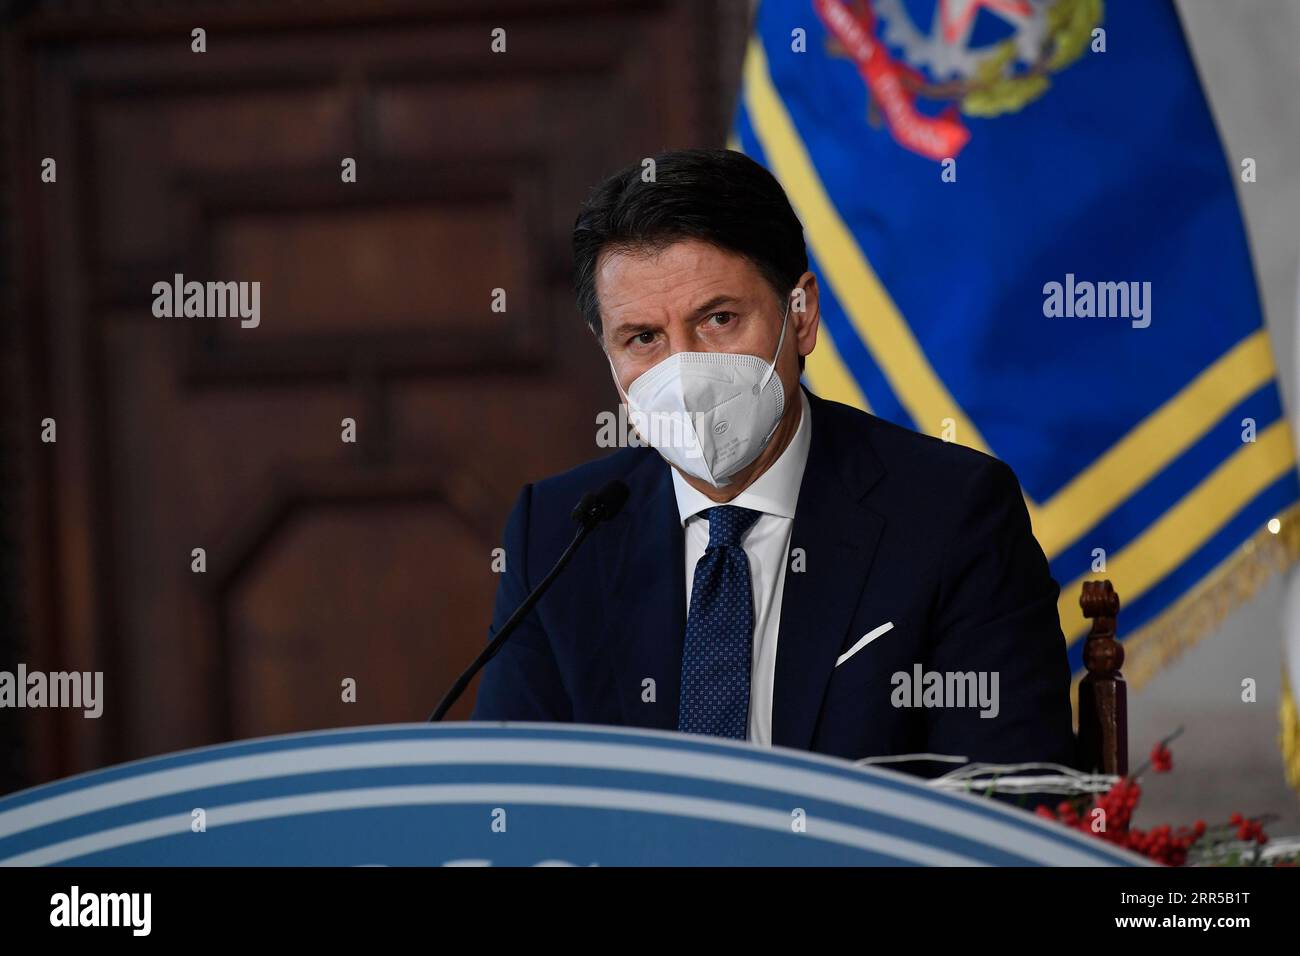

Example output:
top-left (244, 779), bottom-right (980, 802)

top-left (670, 388), bottom-right (812, 746)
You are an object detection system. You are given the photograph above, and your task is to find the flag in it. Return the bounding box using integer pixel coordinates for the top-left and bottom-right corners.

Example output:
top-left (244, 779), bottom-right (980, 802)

top-left (1282, 257), bottom-right (1300, 794)
top-left (1282, 572), bottom-right (1300, 792)
top-left (731, 0), bottom-right (1300, 688)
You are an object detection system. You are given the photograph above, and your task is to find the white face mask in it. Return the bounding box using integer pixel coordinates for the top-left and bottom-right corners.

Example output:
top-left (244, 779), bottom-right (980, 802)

top-left (607, 293), bottom-right (792, 488)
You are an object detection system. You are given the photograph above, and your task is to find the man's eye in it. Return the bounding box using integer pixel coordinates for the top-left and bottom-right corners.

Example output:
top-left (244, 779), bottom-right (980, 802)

top-left (706, 312), bottom-right (736, 327)
top-left (629, 331), bottom-right (656, 347)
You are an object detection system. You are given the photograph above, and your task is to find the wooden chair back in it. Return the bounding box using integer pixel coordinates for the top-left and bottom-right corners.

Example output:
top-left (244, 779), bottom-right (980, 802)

top-left (1076, 580), bottom-right (1128, 775)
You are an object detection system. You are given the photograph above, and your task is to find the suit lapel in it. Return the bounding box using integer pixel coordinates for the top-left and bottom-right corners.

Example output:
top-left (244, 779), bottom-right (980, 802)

top-left (771, 388), bottom-right (886, 751)
top-left (597, 451), bottom-right (687, 730)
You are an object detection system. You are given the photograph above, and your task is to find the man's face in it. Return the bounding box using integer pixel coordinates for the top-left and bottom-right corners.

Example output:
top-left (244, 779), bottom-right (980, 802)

top-left (596, 239), bottom-right (815, 398)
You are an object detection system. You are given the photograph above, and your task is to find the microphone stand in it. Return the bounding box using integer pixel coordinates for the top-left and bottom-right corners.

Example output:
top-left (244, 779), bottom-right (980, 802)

top-left (426, 481), bottom-right (626, 722)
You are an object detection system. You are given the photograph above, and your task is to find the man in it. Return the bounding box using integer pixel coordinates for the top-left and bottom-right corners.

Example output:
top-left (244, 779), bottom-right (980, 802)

top-left (471, 148), bottom-right (1076, 773)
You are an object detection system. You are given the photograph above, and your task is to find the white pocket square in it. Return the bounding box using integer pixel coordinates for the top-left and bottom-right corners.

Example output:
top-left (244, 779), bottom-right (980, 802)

top-left (836, 621), bottom-right (894, 667)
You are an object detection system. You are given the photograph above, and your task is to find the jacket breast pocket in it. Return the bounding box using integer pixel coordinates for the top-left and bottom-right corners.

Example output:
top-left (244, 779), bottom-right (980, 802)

top-left (825, 622), bottom-right (917, 703)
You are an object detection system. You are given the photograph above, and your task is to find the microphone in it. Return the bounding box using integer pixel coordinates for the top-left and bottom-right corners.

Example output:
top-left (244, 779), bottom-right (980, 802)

top-left (570, 479), bottom-right (630, 529)
top-left (427, 479), bottom-right (629, 722)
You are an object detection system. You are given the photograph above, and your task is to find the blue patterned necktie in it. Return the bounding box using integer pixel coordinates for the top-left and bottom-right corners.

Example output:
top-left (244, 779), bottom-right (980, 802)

top-left (677, 505), bottom-right (762, 739)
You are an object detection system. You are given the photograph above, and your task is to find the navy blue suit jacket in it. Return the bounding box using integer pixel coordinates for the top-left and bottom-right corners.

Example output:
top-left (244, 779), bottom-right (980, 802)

top-left (471, 386), bottom-right (1076, 773)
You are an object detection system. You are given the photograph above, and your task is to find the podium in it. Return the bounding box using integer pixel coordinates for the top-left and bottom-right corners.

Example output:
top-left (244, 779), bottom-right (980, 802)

top-left (0, 724), bottom-right (1142, 866)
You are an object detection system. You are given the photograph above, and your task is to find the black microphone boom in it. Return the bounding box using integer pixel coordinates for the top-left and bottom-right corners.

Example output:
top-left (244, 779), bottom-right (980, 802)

top-left (427, 479), bottom-right (629, 722)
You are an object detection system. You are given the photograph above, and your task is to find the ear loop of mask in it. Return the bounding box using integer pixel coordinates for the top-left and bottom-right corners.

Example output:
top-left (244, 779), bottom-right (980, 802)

top-left (754, 290), bottom-right (794, 448)
top-left (759, 291), bottom-right (795, 395)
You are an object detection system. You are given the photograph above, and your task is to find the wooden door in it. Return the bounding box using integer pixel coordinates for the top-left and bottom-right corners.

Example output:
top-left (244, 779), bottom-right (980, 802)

top-left (0, 0), bottom-right (747, 790)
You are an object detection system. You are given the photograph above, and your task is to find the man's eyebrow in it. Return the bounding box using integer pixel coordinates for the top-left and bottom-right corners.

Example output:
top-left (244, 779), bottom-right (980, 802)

top-left (608, 320), bottom-right (656, 341)
top-left (605, 295), bottom-right (745, 342)
top-left (690, 294), bottom-right (742, 316)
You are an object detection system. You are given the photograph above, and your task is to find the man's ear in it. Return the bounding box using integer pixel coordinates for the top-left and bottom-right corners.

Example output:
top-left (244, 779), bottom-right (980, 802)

top-left (790, 272), bottom-right (820, 368)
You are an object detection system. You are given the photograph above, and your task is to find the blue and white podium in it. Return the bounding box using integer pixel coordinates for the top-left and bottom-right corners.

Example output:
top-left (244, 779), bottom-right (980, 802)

top-left (0, 724), bottom-right (1141, 866)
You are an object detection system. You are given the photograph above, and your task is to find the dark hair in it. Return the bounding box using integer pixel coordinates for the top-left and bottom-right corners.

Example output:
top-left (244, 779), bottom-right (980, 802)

top-left (572, 148), bottom-right (808, 367)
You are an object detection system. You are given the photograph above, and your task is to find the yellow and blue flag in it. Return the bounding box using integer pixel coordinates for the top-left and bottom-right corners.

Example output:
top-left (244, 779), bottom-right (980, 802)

top-left (732, 0), bottom-right (1300, 682)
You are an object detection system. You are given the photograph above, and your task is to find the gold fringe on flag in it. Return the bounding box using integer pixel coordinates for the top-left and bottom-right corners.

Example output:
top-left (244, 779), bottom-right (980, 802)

top-left (1069, 502), bottom-right (1300, 796)
top-left (1120, 501), bottom-right (1300, 690)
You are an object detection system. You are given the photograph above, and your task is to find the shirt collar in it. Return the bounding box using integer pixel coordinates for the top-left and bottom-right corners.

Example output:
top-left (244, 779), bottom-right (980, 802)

top-left (670, 387), bottom-right (812, 526)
